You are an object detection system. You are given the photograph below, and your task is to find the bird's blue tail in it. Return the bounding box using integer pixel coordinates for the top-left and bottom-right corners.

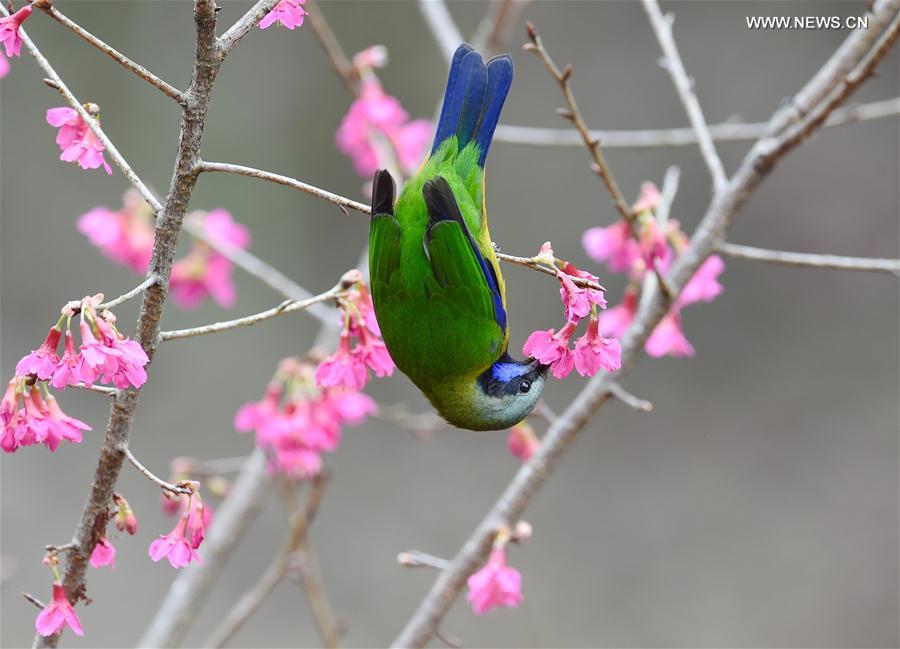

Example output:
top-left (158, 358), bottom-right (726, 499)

top-left (430, 44), bottom-right (514, 167)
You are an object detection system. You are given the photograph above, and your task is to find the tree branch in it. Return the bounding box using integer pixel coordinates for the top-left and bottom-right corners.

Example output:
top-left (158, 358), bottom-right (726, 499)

top-left (31, 1), bottom-right (224, 645)
top-left (217, 0), bottom-right (281, 55)
top-left (204, 474), bottom-right (337, 648)
top-left (417, 0), bottom-right (464, 63)
top-left (181, 218), bottom-right (339, 325)
top-left (2, 5), bottom-right (163, 216)
top-left (305, 0), bottom-right (359, 94)
top-left (138, 450), bottom-right (272, 648)
top-left (122, 446), bottom-right (194, 495)
top-left (492, 98), bottom-right (900, 148)
top-left (36, 4), bottom-right (185, 103)
top-left (96, 275), bottom-right (160, 311)
top-left (642, 0), bottom-right (727, 191)
top-left (197, 161), bottom-right (370, 214)
top-left (391, 3), bottom-right (899, 645)
top-left (718, 242), bottom-right (900, 275)
top-left (158, 284), bottom-right (345, 342)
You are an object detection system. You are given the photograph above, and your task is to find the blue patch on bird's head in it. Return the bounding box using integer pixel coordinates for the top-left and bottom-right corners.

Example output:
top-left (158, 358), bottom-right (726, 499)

top-left (492, 362), bottom-right (530, 382)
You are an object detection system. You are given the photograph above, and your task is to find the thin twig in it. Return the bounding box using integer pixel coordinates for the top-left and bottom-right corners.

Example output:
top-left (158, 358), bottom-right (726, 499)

top-left (181, 220), bottom-right (338, 325)
top-left (642, 0), bottom-right (728, 191)
top-left (493, 98), bottom-right (900, 148)
top-left (206, 474), bottom-right (337, 648)
top-left (122, 447), bottom-right (193, 495)
top-left (607, 381), bottom-right (653, 412)
top-left (22, 592), bottom-right (46, 611)
top-left (391, 4), bottom-right (899, 645)
top-left (305, 0), bottom-right (359, 94)
top-left (398, 551), bottom-right (452, 571)
top-left (525, 22), bottom-right (672, 294)
top-left (495, 252), bottom-right (605, 291)
top-left (471, 0), bottom-right (531, 56)
top-left (524, 23), bottom-right (633, 224)
top-left (73, 383), bottom-right (117, 396)
top-left (97, 275), bottom-right (159, 311)
top-left (139, 451), bottom-right (272, 647)
top-left (158, 284), bottom-right (344, 342)
top-left (217, 0), bottom-right (281, 55)
top-left (718, 242), bottom-right (900, 276)
top-left (2, 5), bottom-right (163, 216)
top-left (197, 161), bottom-right (370, 214)
top-left (418, 0), bottom-right (464, 63)
top-left (37, 4), bottom-right (184, 103)
top-left (172, 455), bottom-right (250, 477)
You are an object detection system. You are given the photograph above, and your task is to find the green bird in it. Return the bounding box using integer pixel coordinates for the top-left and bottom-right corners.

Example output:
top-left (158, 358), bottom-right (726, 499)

top-left (369, 43), bottom-right (547, 431)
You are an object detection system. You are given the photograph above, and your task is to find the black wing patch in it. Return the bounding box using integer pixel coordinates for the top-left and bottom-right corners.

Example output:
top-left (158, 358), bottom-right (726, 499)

top-left (371, 169), bottom-right (396, 215)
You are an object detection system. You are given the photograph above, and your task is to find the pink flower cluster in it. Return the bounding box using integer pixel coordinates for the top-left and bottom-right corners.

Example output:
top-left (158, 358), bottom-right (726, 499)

top-left (522, 244), bottom-right (622, 380)
top-left (78, 192), bottom-right (251, 309)
top-left (1, 379), bottom-right (89, 453)
top-left (236, 356), bottom-right (376, 479)
top-left (315, 271), bottom-right (394, 390)
top-left (4, 298), bottom-right (150, 453)
top-left (150, 489), bottom-right (207, 569)
top-left (259, 0), bottom-right (306, 30)
top-left (0, 3), bottom-right (32, 59)
top-left (466, 531), bottom-right (524, 615)
top-left (582, 182), bottom-right (726, 358)
top-left (336, 54), bottom-right (432, 178)
top-left (46, 106), bottom-right (113, 174)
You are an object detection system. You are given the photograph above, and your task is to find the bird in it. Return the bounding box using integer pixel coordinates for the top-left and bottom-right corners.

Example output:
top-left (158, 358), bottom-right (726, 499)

top-left (368, 43), bottom-right (547, 431)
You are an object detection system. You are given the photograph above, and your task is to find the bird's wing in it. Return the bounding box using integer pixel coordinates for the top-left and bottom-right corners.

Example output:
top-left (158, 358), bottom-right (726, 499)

top-left (423, 176), bottom-right (507, 336)
top-left (369, 170), bottom-right (402, 313)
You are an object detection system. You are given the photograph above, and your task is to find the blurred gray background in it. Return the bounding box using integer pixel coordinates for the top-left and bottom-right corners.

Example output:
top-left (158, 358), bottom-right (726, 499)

top-left (2, 1), bottom-right (898, 647)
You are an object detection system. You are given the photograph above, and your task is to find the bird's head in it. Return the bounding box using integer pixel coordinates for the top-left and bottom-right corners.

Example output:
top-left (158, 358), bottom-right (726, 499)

top-left (426, 353), bottom-right (548, 431)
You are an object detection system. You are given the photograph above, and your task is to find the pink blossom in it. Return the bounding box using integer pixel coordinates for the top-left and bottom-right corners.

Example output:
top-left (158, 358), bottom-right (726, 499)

top-left (259, 0), bottom-right (306, 29)
top-left (507, 422), bottom-right (539, 461)
top-left (16, 326), bottom-right (62, 380)
top-left (325, 388), bottom-right (377, 424)
top-left (170, 209), bottom-right (249, 309)
top-left (522, 320), bottom-right (578, 379)
top-left (1, 378), bottom-right (22, 453)
top-left (598, 289), bottom-right (638, 339)
top-left (89, 537), bottom-right (116, 569)
top-left (239, 358), bottom-right (375, 478)
top-left (79, 314), bottom-right (149, 389)
top-left (352, 45), bottom-right (388, 71)
top-left (113, 494), bottom-right (138, 535)
top-left (39, 392), bottom-right (90, 451)
top-left (573, 316), bottom-right (622, 376)
top-left (354, 329), bottom-right (395, 378)
top-left (556, 263), bottom-right (607, 322)
top-left (149, 513), bottom-right (202, 569)
top-left (0, 4), bottom-right (32, 58)
top-left (50, 330), bottom-right (91, 389)
top-left (336, 78), bottom-right (431, 177)
top-left (645, 311), bottom-right (695, 358)
top-left (582, 220), bottom-right (639, 274)
top-left (35, 581), bottom-right (83, 637)
top-left (45, 106), bottom-right (113, 174)
top-left (466, 547), bottom-right (523, 615)
top-left (678, 255), bottom-right (725, 306)
top-left (316, 332), bottom-right (368, 390)
top-left (632, 181), bottom-right (662, 214)
top-left (0, 52), bottom-right (10, 79)
top-left (77, 191), bottom-right (155, 273)
top-left (187, 499), bottom-right (208, 550)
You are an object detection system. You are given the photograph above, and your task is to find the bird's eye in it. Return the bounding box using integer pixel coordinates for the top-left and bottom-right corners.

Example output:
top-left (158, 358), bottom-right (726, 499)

top-left (518, 379), bottom-right (531, 394)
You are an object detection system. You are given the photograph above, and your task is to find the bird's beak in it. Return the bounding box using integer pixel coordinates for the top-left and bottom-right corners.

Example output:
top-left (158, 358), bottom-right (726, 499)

top-left (525, 357), bottom-right (548, 375)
